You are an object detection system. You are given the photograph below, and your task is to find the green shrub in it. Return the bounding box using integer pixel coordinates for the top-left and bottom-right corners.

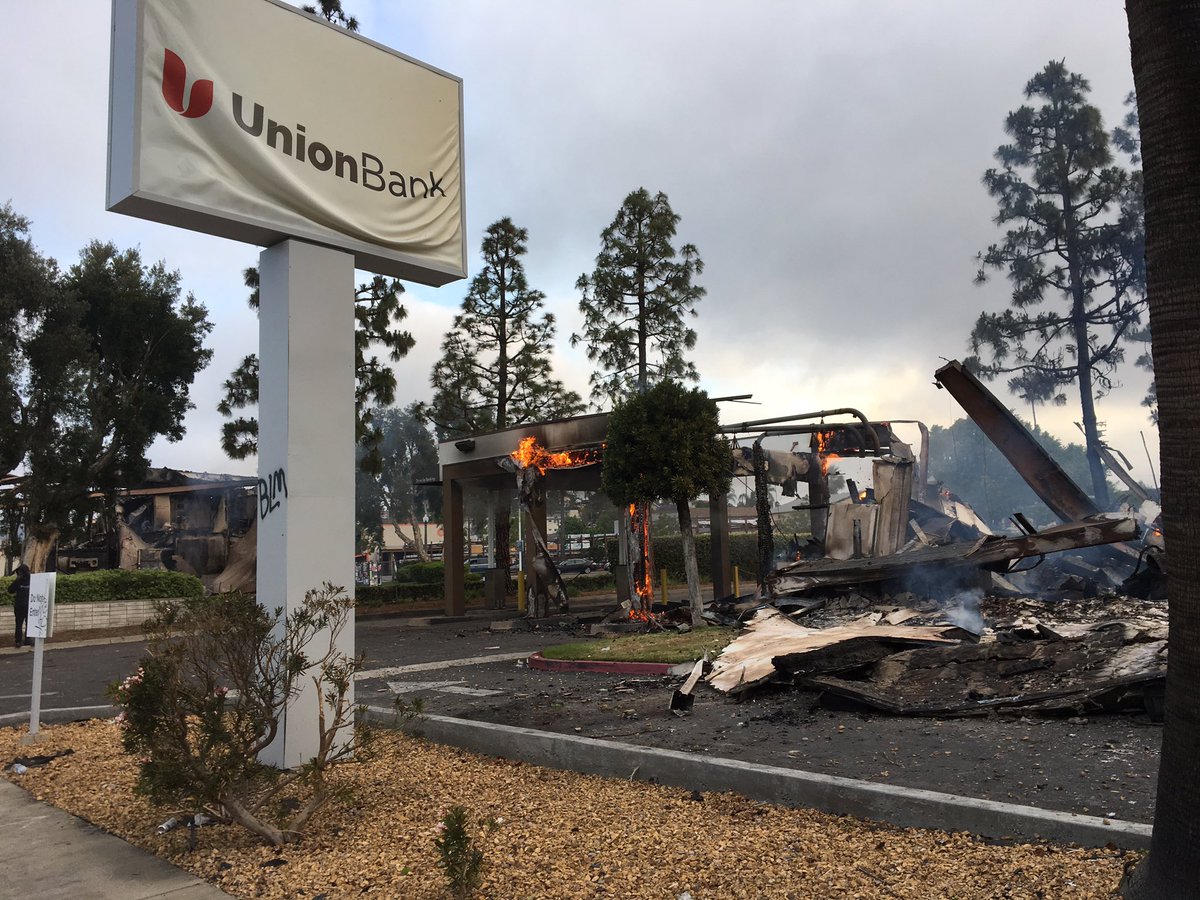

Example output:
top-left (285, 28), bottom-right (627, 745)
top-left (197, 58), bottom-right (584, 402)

top-left (392, 561), bottom-right (451, 584)
top-left (562, 571), bottom-right (616, 597)
top-left (0, 569), bottom-right (203, 606)
top-left (602, 532), bottom-right (764, 583)
top-left (434, 805), bottom-right (495, 899)
top-left (356, 571), bottom-right (484, 607)
top-left (109, 585), bottom-right (373, 848)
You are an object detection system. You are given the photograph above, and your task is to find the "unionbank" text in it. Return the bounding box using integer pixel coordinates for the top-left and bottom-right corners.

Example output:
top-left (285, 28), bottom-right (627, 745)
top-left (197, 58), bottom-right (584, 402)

top-left (232, 94), bottom-right (447, 199)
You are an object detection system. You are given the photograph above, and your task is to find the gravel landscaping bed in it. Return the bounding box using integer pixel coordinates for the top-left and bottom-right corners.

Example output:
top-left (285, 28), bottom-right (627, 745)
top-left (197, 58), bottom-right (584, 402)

top-left (1, 720), bottom-right (1133, 898)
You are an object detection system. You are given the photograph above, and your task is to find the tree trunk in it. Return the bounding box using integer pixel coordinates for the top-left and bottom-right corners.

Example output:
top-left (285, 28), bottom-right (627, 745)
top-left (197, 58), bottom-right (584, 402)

top-left (1121, 3), bottom-right (1200, 896)
top-left (21, 525), bottom-right (58, 573)
top-left (1062, 182), bottom-right (1111, 507)
top-left (497, 268), bottom-right (509, 429)
top-left (220, 794), bottom-right (286, 848)
top-left (1072, 304), bottom-right (1110, 506)
top-left (636, 262), bottom-right (648, 393)
top-left (676, 499), bottom-right (705, 627)
top-left (391, 521), bottom-right (431, 563)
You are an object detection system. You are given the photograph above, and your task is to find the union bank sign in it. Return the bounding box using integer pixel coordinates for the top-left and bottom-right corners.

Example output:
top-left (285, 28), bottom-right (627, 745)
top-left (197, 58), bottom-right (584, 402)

top-left (107, 0), bottom-right (466, 285)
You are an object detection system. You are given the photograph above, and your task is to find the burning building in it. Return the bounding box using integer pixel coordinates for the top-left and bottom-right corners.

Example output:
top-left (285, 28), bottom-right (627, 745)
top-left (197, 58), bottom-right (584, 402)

top-left (436, 414), bottom-right (732, 618)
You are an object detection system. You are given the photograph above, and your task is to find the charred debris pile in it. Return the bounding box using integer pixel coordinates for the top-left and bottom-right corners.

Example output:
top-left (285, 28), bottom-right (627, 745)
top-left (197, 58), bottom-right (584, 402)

top-left (690, 360), bottom-right (1166, 720)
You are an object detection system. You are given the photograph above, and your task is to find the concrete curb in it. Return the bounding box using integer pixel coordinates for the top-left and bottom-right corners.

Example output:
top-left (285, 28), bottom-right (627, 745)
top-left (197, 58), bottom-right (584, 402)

top-left (527, 651), bottom-right (676, 676)
top-left (363, 707), bottom-right (1151, 850)
top-left (0, 634), bottom-right (146, 655)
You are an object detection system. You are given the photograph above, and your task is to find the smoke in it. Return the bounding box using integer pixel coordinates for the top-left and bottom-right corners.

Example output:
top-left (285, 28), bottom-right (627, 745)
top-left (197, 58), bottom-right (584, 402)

top-left (943, 589), bottom-right (984, 634)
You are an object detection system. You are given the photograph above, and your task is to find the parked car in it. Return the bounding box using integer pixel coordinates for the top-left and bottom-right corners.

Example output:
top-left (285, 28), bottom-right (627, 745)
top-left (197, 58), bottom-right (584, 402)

top-left (557, 557), bottom-right (598, 574)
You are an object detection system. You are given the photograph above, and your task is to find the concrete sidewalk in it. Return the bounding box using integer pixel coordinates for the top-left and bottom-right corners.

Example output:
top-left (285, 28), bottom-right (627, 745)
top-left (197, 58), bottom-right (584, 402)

top-left (0, 778), bottom-right (229, 899)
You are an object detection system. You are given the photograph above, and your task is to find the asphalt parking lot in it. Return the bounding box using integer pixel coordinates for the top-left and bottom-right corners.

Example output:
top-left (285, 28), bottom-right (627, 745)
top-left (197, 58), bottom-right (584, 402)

top-left (353, 610), bottom-right (1162, 824)
top-left (0, 601), bottom-right (1161, 824)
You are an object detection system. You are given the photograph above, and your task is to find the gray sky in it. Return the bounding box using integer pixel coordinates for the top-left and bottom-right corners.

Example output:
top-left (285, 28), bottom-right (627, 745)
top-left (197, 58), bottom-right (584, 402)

top-left (0, 1), bottom-right (1158, 485)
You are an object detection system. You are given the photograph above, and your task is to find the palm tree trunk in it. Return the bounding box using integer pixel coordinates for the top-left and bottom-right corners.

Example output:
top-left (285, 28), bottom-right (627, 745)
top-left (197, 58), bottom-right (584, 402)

top-left (1121, 2), bottom-right (1200, 896)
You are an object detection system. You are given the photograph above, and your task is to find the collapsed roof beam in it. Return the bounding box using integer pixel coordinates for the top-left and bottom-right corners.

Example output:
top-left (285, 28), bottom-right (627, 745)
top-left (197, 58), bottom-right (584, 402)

top-left (934, 360), bottom-right (1099, 524)
top-left (720, 407), bottom-right (873, 435)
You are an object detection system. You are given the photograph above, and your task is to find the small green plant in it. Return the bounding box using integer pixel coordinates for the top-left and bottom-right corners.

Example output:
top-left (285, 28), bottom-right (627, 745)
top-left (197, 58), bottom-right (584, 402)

top-left (434, 805), bottom-right (495, 899)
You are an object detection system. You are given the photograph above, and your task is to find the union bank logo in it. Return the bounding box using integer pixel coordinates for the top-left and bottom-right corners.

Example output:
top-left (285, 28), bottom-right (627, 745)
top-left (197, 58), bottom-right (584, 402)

top-left (157, 47), bottom-right (446, 199)
top-left (161, 49), bottom-right (212, 118)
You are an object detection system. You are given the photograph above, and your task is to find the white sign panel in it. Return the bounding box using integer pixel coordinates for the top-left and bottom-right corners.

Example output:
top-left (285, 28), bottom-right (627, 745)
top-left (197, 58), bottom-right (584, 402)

top-left (108, 0), bottom-right (466, 285)
top-left (27, 573), bottom-right (55, 640)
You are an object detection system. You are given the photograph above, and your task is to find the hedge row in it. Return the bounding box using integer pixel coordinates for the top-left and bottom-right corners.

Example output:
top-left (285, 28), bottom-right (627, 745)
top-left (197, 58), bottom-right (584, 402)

top-left (0, 569), bottom-right (204, 606)
top-left (391, 561), bottom-right (453, 584)
top-left (356, 567), bottom-right (484, 607)
top-left (561, 571), bottom-right (617, 596)
top-left (602, 532), bottom-right (765, 582)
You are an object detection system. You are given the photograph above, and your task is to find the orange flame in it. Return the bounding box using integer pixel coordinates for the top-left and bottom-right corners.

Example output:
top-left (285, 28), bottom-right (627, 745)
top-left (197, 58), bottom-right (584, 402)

top-left (813, 429), bottom-right (841, 476)
top-left (627, 503), bottom-right (658, 621)
top-left (510, 436), bottom-right (602, 474)
top-left (629, 503), bottom-right (654, 599)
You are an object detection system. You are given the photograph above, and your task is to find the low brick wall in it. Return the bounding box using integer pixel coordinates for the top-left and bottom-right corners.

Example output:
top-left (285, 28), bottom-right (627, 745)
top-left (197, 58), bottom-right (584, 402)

top-left (0, 598), bottom-right (174, 635)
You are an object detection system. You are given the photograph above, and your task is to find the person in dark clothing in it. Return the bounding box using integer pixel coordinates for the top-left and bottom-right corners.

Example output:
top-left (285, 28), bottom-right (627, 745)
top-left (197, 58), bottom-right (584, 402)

top-left (8, 564), bottom-right (31, 648)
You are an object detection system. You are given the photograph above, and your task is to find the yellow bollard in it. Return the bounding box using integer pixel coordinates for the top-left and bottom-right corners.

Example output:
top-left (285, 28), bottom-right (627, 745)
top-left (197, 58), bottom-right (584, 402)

top-left (660, 568), bottom-right (669, 606)
top-left (733, 565), bottom-right (740, 598)
top-left (517, 570), bottom-right (526, 613)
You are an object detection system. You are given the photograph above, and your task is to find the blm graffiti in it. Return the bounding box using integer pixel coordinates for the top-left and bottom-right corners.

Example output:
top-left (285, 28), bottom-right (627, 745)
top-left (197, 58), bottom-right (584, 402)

top-left (259, 468), bottom-right (288, 520)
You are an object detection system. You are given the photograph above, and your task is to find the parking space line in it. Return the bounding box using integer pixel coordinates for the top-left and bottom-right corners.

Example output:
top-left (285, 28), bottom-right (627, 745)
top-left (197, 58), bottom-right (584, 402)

top-left (355, 651), bottom-right (529, 681)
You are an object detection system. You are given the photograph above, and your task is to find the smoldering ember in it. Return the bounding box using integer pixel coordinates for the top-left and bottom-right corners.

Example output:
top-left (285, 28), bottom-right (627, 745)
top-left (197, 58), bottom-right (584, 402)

top-left (479, 358), bottom-right (1166, 723)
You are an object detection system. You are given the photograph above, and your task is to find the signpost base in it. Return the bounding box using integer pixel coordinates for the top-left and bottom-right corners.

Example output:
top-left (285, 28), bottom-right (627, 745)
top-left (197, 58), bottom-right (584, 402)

top-left (256, 240), bottom-right (356, 769)
top-left (22, 638), bottom-right (45, 745)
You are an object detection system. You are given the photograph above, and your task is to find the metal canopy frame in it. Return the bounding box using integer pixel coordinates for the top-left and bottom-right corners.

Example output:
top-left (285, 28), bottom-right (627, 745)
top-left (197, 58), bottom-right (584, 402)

top-left (436, 413), bottom-right (735, 615)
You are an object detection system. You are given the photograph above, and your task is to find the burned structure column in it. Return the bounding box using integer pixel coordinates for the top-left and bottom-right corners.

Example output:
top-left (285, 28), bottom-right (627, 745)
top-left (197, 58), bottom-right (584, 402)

top-left (517, 467), bottom-right (554, 616)
top-left (806, 459), bottom-right (830, 546)
top-left (709, 489), bottom-right (731, 599)
top-left (442, 474), bottom-right (465, 616)
top-left (753, 441), bottom-right (774, 595)
top-left (437, 416), bottom-right (610, 619)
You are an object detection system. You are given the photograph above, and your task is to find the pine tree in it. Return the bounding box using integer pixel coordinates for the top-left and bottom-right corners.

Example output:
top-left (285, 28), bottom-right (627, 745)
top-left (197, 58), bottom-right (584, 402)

top-left (302, 1), bottom-right (358, 31)
top-left (425, 218), bottom-right (581, 436)
top-left (424, 218), bottom-right (582, 577)
top-left (968, 62), bottom-right (1146, 507)
top-left (572, 189), bottom-right (704, 406)
top-left (217, 267), bottom-right (414, 472)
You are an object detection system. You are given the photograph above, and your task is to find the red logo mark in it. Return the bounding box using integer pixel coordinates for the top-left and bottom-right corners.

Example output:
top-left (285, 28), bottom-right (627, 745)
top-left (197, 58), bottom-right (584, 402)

top-left (161, 49), bottom-right (213, 119)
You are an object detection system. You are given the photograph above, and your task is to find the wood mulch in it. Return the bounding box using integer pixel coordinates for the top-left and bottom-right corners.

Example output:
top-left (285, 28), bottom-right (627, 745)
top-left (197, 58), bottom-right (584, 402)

top-left (0, 720), bottom-right (1134, 899)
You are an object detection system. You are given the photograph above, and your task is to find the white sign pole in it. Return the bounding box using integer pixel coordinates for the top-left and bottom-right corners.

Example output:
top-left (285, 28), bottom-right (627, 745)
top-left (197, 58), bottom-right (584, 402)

top-left (106, 0), bottom-right (463, 768)
top-left (27, 643), bottom-right (44, 740)
top-left (26, 572), bottom-right (56, 740)
top-left (256, 240), bottom-right (356, 768)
